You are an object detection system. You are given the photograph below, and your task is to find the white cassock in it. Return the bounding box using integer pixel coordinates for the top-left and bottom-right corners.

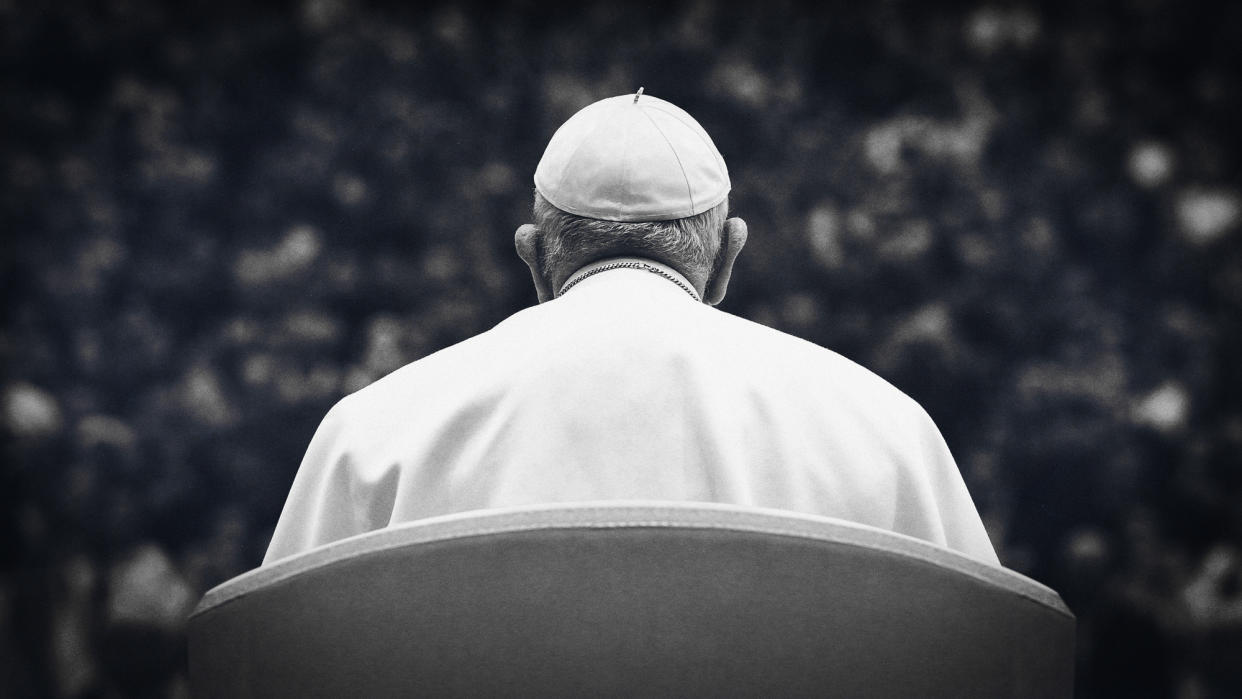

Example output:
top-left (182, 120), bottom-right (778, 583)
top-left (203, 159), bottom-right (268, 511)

top-left (264, 259), bottom-right (1000, 565)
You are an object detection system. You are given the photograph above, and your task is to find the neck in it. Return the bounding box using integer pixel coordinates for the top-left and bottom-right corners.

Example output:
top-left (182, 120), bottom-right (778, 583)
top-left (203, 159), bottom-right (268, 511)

top-left (557, 256), bottom-right (702, 302)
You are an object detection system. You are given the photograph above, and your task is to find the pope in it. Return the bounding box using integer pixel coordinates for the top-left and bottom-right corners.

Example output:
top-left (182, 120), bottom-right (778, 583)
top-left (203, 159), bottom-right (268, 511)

top-left (264, 90), bottom-right (999, 566)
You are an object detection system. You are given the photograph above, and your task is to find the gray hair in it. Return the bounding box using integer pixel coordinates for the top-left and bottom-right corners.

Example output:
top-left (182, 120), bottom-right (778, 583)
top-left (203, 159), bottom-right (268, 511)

top-left (532, 191), bottom-right (727, 277)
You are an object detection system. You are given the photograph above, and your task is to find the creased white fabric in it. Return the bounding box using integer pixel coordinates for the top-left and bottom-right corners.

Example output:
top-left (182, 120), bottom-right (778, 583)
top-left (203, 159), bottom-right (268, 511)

top-left (265, 265), bottom-right (999, 565)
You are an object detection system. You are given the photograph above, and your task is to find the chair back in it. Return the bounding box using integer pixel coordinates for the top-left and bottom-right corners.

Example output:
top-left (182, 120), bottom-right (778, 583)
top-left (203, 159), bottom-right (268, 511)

top-left (188, 502), bottom-right (1075, 698)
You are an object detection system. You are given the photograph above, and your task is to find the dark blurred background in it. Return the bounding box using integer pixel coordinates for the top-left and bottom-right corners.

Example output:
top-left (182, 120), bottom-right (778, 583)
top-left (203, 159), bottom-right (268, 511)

top-left (3, 0), bottom-right (1241, 696)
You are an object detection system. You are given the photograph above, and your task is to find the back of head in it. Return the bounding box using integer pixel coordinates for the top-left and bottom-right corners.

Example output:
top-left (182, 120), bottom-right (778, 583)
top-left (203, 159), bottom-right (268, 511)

top-left (531, 192), bottom-right (727, 281)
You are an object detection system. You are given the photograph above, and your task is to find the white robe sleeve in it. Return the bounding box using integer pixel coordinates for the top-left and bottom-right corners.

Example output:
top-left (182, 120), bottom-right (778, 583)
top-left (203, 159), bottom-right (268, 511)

top-left (902, 406), bottom-right (1000, 565)
top-left (262, 400), bottom-right (397, 564)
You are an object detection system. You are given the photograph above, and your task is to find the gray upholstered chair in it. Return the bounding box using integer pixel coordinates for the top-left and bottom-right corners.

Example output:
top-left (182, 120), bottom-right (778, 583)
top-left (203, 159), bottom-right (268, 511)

top-left (188, 502), bottom-right (1075, 698)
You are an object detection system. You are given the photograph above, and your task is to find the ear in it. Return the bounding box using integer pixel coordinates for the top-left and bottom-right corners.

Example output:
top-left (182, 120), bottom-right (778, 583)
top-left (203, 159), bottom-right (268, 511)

top-left (704, 217), bottom-right (747, 306)
top-left (515, 224), bottom-right (555, 303)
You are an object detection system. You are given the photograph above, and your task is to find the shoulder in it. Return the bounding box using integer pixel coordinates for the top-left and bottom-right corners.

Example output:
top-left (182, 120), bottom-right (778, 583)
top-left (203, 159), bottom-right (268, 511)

top-left (700, 308), bottom-right (935, 430)
top-left (723, 308), bottom-right (915, 383)
top-left (330, 302), bottom-right (553, 414)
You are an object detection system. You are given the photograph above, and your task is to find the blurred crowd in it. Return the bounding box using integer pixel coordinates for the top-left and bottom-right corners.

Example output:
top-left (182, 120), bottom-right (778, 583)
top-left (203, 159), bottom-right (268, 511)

top-left (3, 0), bottom-right (1241, 696)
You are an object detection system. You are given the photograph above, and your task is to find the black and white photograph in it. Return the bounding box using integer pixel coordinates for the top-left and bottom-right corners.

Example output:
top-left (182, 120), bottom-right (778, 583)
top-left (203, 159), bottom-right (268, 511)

top-left (3, 1), bottom-right (1241, 696)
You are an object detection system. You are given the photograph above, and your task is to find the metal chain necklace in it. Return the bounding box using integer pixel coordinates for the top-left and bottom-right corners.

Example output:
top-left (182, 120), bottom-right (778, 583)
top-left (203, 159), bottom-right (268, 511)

top-left (557, 260), bottom-right (701, 302)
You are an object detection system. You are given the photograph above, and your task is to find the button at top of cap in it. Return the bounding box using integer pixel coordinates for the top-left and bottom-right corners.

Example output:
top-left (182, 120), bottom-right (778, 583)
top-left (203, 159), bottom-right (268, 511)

top-left (533, 92), bottom-right (730, 223)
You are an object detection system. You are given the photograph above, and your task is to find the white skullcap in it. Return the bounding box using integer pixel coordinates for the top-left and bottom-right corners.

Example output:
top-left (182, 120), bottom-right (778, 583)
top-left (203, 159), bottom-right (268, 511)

top-left (534, 91), bottom-right (731, 222)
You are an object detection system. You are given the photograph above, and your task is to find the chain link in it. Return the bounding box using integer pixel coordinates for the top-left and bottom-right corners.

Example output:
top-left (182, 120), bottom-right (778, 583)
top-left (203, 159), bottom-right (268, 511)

top-left (558, 261), bottom-right (701, 302)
